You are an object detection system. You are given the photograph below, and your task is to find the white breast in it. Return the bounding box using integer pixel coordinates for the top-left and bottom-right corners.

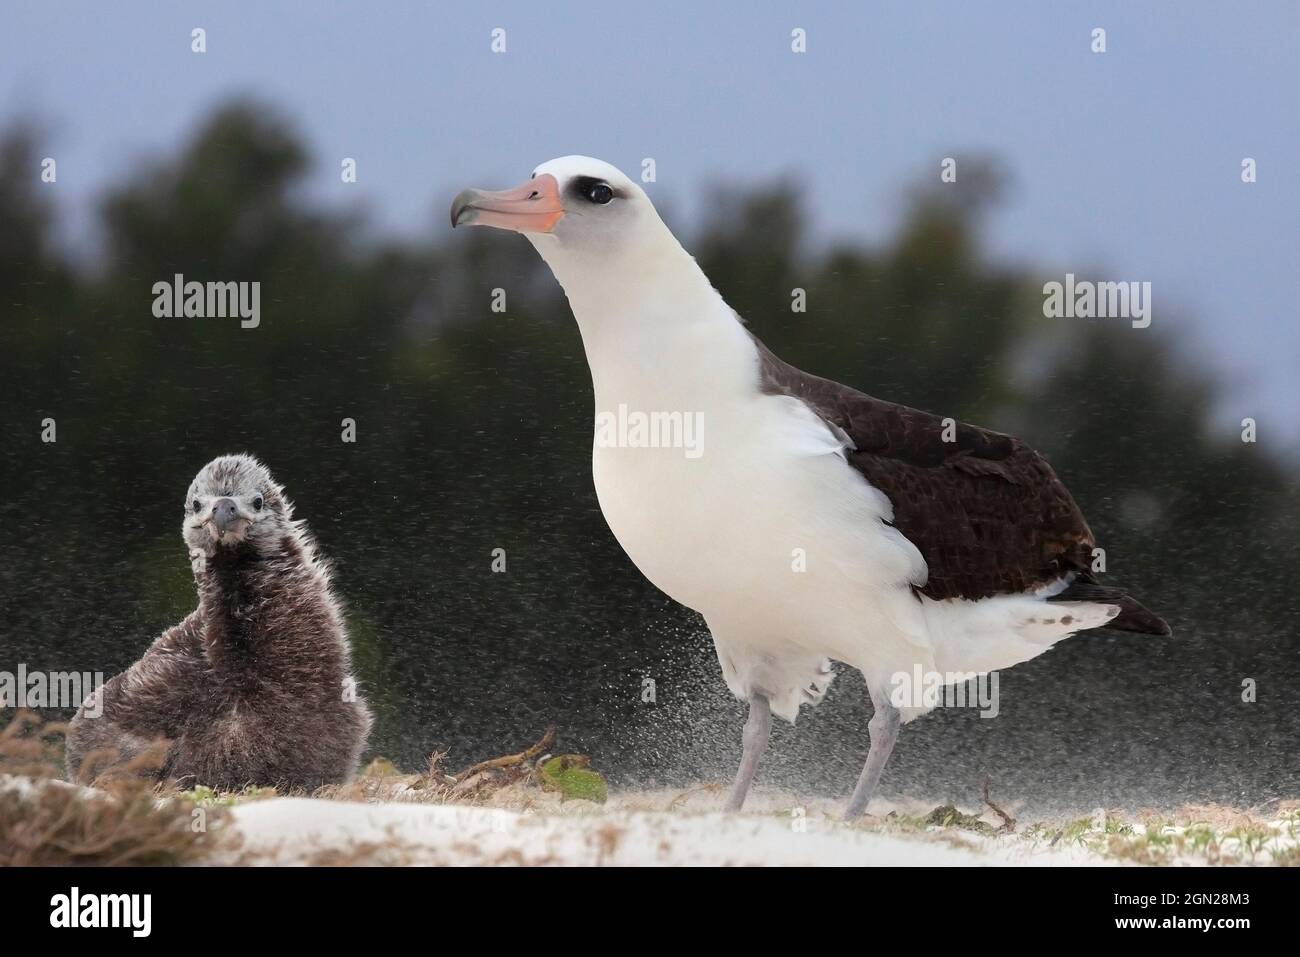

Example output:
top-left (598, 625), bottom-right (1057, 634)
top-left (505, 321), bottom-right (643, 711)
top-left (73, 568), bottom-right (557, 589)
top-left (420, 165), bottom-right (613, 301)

top-left (585, 306), bottom-right (932, 701)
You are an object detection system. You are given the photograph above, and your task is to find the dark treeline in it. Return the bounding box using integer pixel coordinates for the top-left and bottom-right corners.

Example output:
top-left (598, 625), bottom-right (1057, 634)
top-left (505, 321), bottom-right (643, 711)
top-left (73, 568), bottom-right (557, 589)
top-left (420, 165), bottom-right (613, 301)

top-left (2, 102), bottom-right (1296, 810)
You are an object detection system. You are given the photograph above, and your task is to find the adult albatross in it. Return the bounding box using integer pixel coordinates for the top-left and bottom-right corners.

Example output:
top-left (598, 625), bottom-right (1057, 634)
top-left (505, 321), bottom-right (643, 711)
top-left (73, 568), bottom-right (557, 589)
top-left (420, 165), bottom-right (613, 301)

top-left (451, 156), bottom-right (1170, 819)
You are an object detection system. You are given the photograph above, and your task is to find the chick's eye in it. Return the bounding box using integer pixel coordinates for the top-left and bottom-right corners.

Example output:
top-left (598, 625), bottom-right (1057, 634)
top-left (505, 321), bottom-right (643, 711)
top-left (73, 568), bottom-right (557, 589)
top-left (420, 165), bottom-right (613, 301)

top-left (192, 499), bottom-right (202, 514)
top-left (587, 182), bottom-right (614, 205)
top-left (253, 495), bottom-right (264, 511)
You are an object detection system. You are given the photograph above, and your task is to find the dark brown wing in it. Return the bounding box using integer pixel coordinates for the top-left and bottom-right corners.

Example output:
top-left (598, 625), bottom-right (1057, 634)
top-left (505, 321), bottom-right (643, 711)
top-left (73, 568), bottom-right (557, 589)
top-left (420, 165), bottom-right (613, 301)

top-left (752, 334), bottom-right (1095, 601)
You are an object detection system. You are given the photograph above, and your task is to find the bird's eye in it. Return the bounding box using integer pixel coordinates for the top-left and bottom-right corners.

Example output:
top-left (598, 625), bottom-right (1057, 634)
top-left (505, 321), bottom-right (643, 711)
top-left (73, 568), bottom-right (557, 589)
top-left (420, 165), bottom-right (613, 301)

top-left (192, 499), bottom-right (202, 514)
top-left (587, 182), bottom-right (614, 205)
top-left (253, 495), bottom-right (264, 511)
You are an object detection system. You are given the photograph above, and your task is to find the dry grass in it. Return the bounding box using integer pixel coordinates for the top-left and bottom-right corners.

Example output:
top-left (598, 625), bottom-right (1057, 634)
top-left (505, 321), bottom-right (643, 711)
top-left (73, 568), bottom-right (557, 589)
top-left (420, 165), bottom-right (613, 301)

top-left (0, 712), bottom-right (236, 866)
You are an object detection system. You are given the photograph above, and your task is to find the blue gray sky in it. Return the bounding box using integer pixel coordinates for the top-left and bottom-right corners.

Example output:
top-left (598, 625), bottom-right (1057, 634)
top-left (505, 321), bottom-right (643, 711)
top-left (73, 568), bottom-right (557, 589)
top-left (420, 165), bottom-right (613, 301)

top-left (4, 1), bottom-right (1297, 446)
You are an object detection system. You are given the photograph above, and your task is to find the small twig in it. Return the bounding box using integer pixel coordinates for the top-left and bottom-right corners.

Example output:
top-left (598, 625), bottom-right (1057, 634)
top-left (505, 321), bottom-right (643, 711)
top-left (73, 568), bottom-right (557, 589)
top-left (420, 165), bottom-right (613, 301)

top-left (452, 726), bottom-right (556, 781)
top-left (424, 749), bottom-right (455, 786)
top-left (982, 775), bottom-right (1016, 833)
top-left (667, 782), bottom-right (723, 811)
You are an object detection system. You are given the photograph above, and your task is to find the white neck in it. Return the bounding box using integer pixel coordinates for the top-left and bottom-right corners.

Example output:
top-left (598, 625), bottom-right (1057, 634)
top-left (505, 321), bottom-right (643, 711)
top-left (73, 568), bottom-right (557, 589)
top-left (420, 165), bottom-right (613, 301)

top-left (531, 231), bottom-right (759, 408)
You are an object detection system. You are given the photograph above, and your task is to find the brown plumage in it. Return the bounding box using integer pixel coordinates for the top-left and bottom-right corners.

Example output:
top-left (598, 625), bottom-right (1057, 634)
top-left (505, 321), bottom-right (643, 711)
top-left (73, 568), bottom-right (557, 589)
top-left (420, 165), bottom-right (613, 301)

top-left (751, 333), bottom-right (1170, 635)
top-left (66, 455), bottom-right (372, 790)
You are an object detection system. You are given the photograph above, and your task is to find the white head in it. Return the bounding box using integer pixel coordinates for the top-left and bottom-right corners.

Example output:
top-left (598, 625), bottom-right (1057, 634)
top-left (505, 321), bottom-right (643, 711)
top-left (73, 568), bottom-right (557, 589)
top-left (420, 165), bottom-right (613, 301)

top-left (450, 156), bottom-right (683, 285)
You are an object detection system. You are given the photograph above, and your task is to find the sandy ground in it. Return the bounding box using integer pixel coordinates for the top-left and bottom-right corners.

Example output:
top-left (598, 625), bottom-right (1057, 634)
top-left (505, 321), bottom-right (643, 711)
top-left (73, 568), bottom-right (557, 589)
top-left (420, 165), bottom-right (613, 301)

top-left (214, 787), bottom-right (1298, 866)
top-left (223, 794), bottom-right (1105, 866)
top-left (6, 771), bottom-right (1294, 866)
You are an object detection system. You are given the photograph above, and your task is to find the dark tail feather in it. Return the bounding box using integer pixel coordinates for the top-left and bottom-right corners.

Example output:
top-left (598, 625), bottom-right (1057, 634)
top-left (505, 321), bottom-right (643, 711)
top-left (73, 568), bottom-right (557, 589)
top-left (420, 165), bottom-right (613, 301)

top-left (1049, 578), bottom-right (1173, 637)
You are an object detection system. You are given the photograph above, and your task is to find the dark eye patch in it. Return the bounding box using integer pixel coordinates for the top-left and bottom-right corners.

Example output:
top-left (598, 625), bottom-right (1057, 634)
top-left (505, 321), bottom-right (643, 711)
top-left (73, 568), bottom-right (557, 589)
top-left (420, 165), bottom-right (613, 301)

top-left (570, 176), bottom-right (624, 205)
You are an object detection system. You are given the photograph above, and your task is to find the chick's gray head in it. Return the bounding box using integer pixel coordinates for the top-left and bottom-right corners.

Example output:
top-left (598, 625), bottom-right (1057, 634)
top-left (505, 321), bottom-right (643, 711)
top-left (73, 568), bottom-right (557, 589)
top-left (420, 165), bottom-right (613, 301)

top-left (183, 454), bottom-right (291, 556)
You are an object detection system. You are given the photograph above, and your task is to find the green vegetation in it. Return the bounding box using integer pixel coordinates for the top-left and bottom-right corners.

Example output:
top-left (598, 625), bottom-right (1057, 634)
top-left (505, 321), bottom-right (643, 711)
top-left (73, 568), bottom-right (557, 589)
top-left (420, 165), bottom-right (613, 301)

top-left (538, 755), bottom-right (609, 804)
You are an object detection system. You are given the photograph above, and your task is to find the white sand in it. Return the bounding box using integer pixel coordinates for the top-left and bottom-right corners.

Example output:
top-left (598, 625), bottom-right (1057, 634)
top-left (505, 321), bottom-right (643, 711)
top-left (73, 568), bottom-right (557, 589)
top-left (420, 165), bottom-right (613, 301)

top-left (13, 773), bottom-right (1290, 865)
top-left (225, 795), bottom-right (1112, 866)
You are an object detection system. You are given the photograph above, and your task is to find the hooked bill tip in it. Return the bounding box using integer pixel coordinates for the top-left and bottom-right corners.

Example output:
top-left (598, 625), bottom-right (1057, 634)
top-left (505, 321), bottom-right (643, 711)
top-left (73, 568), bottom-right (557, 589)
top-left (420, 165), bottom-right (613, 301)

top-left (449, 189), bottom-right (480, 228)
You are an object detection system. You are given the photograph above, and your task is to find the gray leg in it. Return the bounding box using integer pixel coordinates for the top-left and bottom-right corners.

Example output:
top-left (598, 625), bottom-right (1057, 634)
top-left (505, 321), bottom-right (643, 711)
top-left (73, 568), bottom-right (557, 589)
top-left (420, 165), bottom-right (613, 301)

top-left (843, 691), bottom-right (901, 820)
top-left (724, 694), bottom-right (772, 812)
